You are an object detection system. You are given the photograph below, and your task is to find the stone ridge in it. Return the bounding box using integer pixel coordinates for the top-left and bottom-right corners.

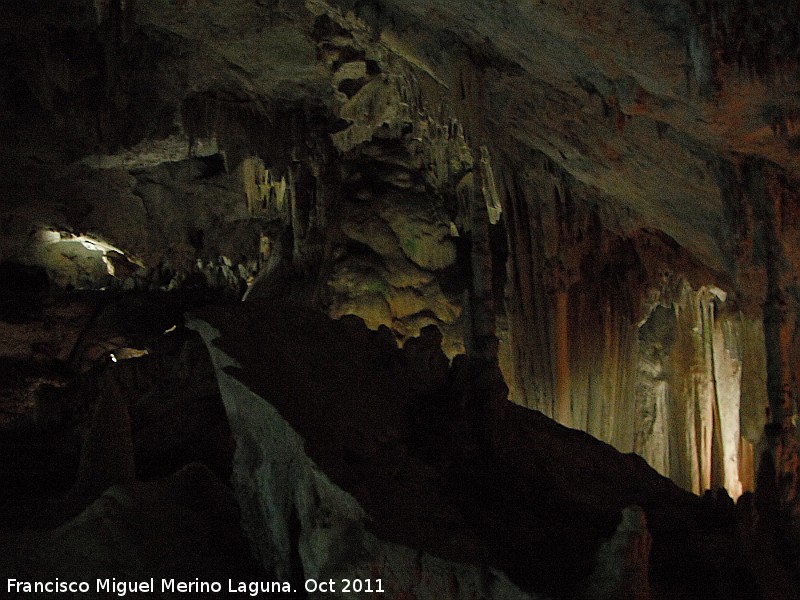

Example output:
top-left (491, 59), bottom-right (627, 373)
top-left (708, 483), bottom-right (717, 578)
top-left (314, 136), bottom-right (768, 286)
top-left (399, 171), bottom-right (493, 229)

top-left (189, 301), bottom-right (725, 599)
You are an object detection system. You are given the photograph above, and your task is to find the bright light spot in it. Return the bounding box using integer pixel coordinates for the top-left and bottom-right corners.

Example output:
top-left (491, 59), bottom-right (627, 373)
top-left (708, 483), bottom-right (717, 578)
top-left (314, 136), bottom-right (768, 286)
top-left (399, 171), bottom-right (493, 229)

top-left (110, 353), bottom-right (118, 363)
top-left (40, 229), bottom-right (127, 255)
top-left (37, 229), bottom-right (141, 278)
top-left (37, 230), bottom-right (61, 243)
top-left (164, 325), bottom-right (177, 334)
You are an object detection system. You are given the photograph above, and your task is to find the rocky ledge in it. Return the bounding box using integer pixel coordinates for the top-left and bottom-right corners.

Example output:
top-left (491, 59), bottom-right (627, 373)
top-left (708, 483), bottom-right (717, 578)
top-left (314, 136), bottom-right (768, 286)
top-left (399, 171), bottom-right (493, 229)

top-left (188, 301), bottom-right (789, 600)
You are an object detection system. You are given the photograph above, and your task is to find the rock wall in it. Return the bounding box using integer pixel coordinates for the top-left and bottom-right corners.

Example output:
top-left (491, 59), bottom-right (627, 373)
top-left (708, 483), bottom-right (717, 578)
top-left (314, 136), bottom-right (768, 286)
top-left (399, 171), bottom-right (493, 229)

top-left (187, 314), bottom-right (541, 600)
top-left (496, 150), bottom-right (777, 499)
top-left (187, 301), bottom-right (795, 599)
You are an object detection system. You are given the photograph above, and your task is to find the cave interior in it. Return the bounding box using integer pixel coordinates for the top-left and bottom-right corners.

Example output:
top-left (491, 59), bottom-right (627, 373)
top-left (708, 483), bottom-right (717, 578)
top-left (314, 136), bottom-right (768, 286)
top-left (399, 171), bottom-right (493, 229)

top-left (1, 0), bottom-right (800, 599)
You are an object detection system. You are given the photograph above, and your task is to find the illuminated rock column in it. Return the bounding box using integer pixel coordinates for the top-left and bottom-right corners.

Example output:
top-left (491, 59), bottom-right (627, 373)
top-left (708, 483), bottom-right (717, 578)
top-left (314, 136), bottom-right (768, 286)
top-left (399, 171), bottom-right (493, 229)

top-left (663, 283), bottom-right (727, 495)
top-left (712, 314), bottom-right (744, 499)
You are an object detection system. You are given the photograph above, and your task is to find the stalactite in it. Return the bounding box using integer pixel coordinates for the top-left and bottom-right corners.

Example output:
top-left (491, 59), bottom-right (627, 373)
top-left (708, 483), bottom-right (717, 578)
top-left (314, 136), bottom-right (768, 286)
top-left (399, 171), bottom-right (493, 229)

top-left (501, 164), bottom-right (557, 417)
top-left (90, 0), bottom-right (139, 152)
top-left (478, 146), bottom-right (502, 225)
top-left (714, 313), bottom-right (745, 498)
top-left (242, 157), bottom-right (290, 221)
top-left (634, 303), bottom-right (674, 479)
top-left (446, 60), bottom-right (510, 449)
top-left (554, 289), bottom-right (571, 427)
top-left (500, 152), bottom-right (763, 498)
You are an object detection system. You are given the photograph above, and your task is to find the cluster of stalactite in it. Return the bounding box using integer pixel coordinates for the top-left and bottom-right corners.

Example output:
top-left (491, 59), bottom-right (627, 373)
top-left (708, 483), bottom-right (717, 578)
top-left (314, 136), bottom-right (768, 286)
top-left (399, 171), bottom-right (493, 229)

top-left (631, 281), bottom-right (764, 498)
top-left (496, 151), bottom-right (776, 499)
top-left (181, 93), bottom-right (345, 303)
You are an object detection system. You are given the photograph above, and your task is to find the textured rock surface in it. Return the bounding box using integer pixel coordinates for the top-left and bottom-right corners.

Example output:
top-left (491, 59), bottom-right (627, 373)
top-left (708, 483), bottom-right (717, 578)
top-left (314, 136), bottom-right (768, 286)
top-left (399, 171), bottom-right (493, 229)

top-left (4, 0), bottom-right (797, 501)
top-left (495, 150), bottom-right (798, 503)
top-left (3, 0), bottom-right (800, 597)
top-left (0, 292), bottom-right (257, 598)
top-left (188, 307), bottom-right (539, 600)
top-left (187, 301), bottom-right (788, 599)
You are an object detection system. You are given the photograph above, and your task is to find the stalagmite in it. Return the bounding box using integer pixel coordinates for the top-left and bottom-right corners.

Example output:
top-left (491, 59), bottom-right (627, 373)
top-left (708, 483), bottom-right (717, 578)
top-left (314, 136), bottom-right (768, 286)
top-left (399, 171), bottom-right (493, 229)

top-left (554, 288), bottom-right (571, 428)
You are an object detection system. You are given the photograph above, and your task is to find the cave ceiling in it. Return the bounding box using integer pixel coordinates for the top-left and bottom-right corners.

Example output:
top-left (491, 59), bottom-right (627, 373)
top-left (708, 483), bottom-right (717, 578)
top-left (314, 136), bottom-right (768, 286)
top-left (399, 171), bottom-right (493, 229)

top-left (2, 0), bottom-right (799, 286)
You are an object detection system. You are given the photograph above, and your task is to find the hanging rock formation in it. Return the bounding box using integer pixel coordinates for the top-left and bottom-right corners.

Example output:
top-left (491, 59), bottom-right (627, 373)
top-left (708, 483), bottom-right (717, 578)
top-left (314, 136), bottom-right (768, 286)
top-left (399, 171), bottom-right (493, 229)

top-left (1, 0), bottom-right (800, 598)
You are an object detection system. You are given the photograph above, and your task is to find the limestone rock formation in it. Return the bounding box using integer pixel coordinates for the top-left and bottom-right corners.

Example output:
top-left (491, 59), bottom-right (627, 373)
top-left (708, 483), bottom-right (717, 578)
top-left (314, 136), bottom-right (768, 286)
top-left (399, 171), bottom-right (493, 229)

top-left (186, 301), bottom-right (787, 599)
top-left (2, 0), bottom-right (800, 598)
